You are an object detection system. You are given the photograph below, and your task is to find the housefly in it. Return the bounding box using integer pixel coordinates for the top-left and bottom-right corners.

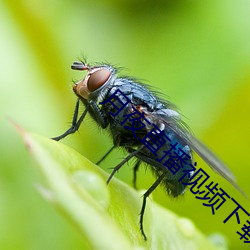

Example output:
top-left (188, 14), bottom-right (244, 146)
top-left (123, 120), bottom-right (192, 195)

top-left (52, 60), bottom-right (245, 240)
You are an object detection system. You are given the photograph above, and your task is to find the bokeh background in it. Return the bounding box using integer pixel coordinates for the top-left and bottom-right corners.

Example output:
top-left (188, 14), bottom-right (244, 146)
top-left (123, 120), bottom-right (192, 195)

top-left (1, 1), bottom-right (250, 249)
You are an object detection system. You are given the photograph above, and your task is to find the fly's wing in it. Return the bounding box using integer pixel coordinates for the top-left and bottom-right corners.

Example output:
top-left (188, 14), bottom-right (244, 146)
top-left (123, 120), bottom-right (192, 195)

top-left (148, 110), bottom-right (247, 198)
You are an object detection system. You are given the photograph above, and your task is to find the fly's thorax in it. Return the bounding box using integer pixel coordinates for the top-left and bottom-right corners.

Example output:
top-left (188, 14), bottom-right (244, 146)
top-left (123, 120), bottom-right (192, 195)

top-left (73, 64), bottom-right (117, 102)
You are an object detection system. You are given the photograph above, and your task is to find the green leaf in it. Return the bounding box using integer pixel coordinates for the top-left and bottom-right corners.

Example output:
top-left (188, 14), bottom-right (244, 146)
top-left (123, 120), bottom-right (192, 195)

top-left (19, 128), bottom-right (227, 250)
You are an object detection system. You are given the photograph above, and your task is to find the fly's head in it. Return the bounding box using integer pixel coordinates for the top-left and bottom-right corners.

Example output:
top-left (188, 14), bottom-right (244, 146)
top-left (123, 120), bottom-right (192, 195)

top-left (72, 61), bottom-right (116, 101)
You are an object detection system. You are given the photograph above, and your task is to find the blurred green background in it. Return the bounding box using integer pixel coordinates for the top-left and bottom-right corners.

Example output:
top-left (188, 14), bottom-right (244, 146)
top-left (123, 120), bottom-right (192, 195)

top-left (1, 0), bottom-right (250, 249)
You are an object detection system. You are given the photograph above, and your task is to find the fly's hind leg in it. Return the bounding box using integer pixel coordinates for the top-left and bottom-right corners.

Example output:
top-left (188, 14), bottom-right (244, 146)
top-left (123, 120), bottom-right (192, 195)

top-left (133, 160), bottom-right (141, 189)
top-left (140, 173), bottom-right (166, 240)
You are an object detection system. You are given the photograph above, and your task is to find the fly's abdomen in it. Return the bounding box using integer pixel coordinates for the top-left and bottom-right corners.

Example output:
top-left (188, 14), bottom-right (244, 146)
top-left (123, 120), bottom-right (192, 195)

top-left (136, 128), bottom-right (194, 197)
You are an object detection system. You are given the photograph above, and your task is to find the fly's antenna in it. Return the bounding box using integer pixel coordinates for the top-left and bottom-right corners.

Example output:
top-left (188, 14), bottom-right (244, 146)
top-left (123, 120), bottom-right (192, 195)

top-left (71, 61), bottom-right (89, 71)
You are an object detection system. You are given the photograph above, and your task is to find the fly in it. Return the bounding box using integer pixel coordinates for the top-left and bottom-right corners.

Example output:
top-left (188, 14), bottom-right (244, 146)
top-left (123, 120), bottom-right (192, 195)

top-left (52, 60), bottom-right (246, 240)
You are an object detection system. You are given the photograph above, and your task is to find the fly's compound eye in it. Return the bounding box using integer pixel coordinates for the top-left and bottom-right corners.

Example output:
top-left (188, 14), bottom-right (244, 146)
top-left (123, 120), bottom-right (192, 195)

top-left (87, 68), bottom-right (111, 92)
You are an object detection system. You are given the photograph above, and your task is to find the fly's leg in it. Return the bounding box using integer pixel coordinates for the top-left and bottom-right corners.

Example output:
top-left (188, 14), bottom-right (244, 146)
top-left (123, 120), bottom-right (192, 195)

top-left (140, 173), bottom-right (166, 240)
top-left (96, 145), bottom-right (116, 165)
top-left (107, 145), bottom-right (144, 184)
top-left (52, 99), bottom-right (88, 141)
top-left (133, 160), bottom-right (141, 189)
top-left (89, 100), bottom-right (107, 129)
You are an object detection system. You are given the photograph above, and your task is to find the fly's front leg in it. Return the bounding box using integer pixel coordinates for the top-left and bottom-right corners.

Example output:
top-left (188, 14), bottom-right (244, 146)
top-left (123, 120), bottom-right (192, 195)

top-left (52, 99), bottom-right (89, 141)
top-left (89, 100), bottom-right (108, 129)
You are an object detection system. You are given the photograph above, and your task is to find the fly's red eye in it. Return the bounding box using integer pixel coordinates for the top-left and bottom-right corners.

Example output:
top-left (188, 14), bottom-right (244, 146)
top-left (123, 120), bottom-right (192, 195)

top-left (87, 68), bottom-right (111, 92)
